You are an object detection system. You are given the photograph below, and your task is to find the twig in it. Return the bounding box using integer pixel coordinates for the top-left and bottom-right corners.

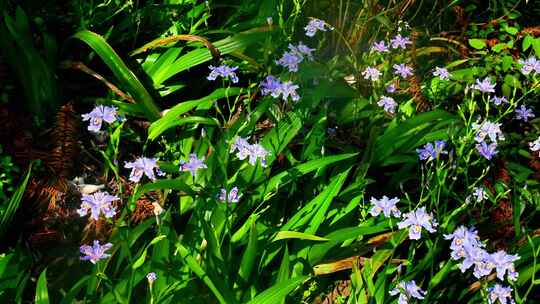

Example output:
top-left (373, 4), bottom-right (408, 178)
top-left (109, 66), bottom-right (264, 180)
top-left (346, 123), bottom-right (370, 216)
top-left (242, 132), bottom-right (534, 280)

top-left (60, 61), bottom-right (136, 104)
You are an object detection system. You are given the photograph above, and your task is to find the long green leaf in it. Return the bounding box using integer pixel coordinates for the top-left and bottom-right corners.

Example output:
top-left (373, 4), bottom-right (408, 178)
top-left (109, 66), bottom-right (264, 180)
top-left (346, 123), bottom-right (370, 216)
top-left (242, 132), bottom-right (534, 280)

top-left (303, 169), bottom-right (350, 235)
top-left (373, 110), bottom-right (457, 164)
top-left (238, 153), bottom-right (358, 220)
top-left (308, 223), bottom-right (389, 264)
top-left (148, 88), bottom-right (241, 140)
top-left (277, 169), bottom-right (350, 233)
top-left (0, 163), bottom-right (32, 237)
top-left (261, 111), bottom-right (303, 167)
top-left (276, 246), bottom-right (291, 304)
top-left (71, 30), bottom-right (161, 121)
top-left (0, 8), bottom-right (58, 119)
top-left (59, 277), bottom-right (90, 304)
top-left (292, 169), bottom-right (352, 262)
top-left (132, 235), bottom-right (166, 270)
top-left (143, 47), bottom-right (182, 81)
top-left (277, 246), bottom-right (290, 284)
top-left (202, 219), bottom-right (224, 261)
top-left (152, 116), bottom-right (219, 140)
top-left (35, 268), bottom-right (49, 304)
top-left (246, 276), bottom-right (308, 304)
top-left (152, 29), bottom-right (270, 85)
top-left (238, 221), bottom-right (258, 283)
top-left (273, 231), bottom-right (329, 242)
top-left (175, 242), bottom-right (234, 304)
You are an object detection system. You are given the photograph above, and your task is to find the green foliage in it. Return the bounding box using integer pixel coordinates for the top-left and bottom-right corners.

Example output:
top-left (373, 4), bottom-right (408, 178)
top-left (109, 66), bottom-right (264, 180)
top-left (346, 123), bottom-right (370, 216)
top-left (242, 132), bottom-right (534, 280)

top-left (0, 145), bottom-right (19, 201)
top-left (1, 1), bottom-right (540, 303)
top-left (35, 268), bottom-right (50, 304)
top-left (72, 30), bottom-right (162, 121)
top-left (0, 7), bottom-right (59, 122)
top-left (0, 163), bottom-right (31, 239)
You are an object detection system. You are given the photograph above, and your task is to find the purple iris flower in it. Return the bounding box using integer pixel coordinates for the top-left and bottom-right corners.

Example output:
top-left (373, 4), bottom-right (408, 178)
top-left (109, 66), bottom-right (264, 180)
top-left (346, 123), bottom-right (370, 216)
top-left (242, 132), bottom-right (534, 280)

top-left (304, 18), bottom-right (332, 37)
top-left (472, 249), bottom-right (496, 278)
top-left (278, 81), bottom-right (301, 102)
top-left (487, 284), bottom-right (514, 304)
top-left (291, 42), bottom-right (316, 60)
top-left (515, 105), bottom-right (535, 122)
top-left (518, 56), bottom-right (540, 75)
top-left (247, 143), bottom-right (269, 166)
top-left (416, 140), bottom-right (448, 162)
top-left (455, 241), bottom-right (489, 275)
top-left (472, 187), bottom-right (488, 202)
top-left (377, 96), bottom-right (398, 114)
top-left (369, 196), bottom-right (401, 218)
top-left (231, 137), bottom-right (270, 166)
top-left (147, 272), bottom-right (157, 283)
top-left (529, 136), bottom-right (540, 155)
top-left (393, 63), bottom-right (413, 78)
top-left (472, 77), bottom-right (496, 93)
top-left (491, 96), bottom-right (508, 106)
top-left (386, 83), bottom-right (397, 93)
top-left (276, 51), bottom-right (303, 72)
top-left (476, 141), bottom-right (498, 160)
top-left (276, 42), bottom-right (316, 73)
top-left (467, 249), bottom-right (491, 277)
top-left (472, 121), bottom-right (504, 143)
top-left (231, 137), bottom-right (250, 160)
top-left (77, 191), bottom-right (119, 220)
top-left (444, 226), bottom-right (484, 260)
top-left (371, 40), bottom-right (389, 53)
top-left (362, 67), bottom-right (382, 81)
top-left (207, 64), bottom-right (239, 83)
top-left (218, 186), bottom-right (241, 203)
top-left (433, 67), bottom-right (451, 80)
top-left (260, 75), bottom-right (282, 98)
top-left (390, 34), bottom-right (412, 49)
top-left (180, 154), bottom-right (207, 177)
top-left (397, 207), bottom-right (438, 240)
top-left (445, 226), bottom-right (519, 282)
top-left (80, 240), bottom-right (113, 264)
top-left (124, 157), bottom-right (160, 183)
top-left (447, 238), bottom-right (491, 279)
top-left (389, 280), bottom-right (425, 304)
top-left (81, 105), bottom-right (118, 132)
top-left (260, 76), bottom-right (300, 102)
top-left (488, 250), bottom-right (520, 281)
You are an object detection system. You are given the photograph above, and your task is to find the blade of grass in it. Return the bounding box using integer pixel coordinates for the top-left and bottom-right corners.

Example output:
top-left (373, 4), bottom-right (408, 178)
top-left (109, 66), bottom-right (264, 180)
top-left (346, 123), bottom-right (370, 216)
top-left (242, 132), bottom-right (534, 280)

top-left (35, 268), bottom-right (49, 304)
top-left (237, 153), bottom-right (358, 220)
top-left (0, 9), bottom-right (58, 118)
top-left (148, 88), bottom-right (242, 140)
top-left (0, 163), bottom-right (32, 238)
top-left (175, 242), bottom-right (234, 304)
top-left (273, 231), bottom-right (329, 242)
top-left (238, 220), bottom-right (258, 283)
top-left (245, 276), bottom-right (309, 304)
